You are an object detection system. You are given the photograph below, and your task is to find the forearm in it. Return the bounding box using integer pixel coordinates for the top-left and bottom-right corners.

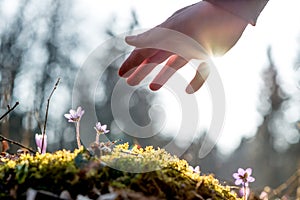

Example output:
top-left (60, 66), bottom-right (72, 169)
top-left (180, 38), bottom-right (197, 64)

top-left (204, 0), bottom-right (269, 25)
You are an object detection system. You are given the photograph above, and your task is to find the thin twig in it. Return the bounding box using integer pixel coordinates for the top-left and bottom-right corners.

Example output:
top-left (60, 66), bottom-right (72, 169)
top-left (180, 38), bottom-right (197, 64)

top-left (41, 78), bottom-right (60, 152)
top-left (0, 134), bottom-right (36, 153)
top-left (0, 102), bottom-right (19, 121)
top-left (269, 169), bottom-right (299, 199)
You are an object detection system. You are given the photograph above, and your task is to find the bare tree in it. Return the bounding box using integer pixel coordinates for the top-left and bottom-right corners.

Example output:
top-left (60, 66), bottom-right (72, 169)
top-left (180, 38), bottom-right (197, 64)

top-left (0, 0), bottom-right (81, 151)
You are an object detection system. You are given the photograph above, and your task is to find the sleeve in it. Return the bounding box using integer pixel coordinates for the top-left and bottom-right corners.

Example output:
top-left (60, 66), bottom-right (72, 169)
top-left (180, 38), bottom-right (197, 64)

top-left (204, 0), bottom-right (269, 26)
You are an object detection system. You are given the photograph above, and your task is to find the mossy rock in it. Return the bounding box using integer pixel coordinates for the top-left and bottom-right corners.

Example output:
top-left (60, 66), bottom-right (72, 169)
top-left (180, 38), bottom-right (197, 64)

top-left (0, 143), bottom-right (239, 199)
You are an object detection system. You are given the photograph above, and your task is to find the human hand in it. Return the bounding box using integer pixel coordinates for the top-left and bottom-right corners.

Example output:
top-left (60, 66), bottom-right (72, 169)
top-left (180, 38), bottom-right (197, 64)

top-left (119, 1), bottom-right (248, 93)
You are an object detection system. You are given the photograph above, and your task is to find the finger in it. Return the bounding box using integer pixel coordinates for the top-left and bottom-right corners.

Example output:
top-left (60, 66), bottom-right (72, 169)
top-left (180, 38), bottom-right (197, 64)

top-left (126, 50), bottom-right (172, 86)
top-left (119, 48), bottom-right (157, 77)
top-left (186, 62), bottom-right (210, 94)
top-left (150, 55), bottom-right (188, 91)
top-left (125, 27), bottom-right (171, 49)
top-left (125, 28), bottom-right (156, 47)
top-left (126, 26), bottom-right (209, 61)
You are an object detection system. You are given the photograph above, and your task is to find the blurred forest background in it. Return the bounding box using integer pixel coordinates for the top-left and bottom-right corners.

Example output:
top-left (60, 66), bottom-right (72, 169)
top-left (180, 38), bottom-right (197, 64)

top-left (0, 0), bottom-right (299, 196)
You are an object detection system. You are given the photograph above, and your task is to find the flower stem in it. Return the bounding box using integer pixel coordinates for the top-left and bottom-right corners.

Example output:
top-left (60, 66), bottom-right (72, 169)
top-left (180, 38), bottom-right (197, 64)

top-left (244, 186), bottom-right (247, 200)
top-left (95, 133), bottom-right (99, 145)
top-left (76, 122), bottom-right (81, 148)
top-left (99, 143), bottom-right (103, 157)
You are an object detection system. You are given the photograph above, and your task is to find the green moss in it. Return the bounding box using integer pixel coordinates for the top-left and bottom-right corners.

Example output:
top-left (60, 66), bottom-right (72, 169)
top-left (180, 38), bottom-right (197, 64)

top-left (0, 144), bottom-right (240, 199)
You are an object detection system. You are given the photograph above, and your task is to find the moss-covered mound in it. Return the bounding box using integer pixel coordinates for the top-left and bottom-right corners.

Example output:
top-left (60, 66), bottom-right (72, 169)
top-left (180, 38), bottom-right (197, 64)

top-left (0, 143), bottom-right (239, 199)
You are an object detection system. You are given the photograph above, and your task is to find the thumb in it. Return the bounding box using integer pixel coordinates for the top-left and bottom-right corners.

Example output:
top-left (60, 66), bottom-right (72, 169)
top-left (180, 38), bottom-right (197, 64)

top-left (125, 35), bottom-right (138, 45)
top-left (125, 27), bottom-right (164, 48)
top-left (125, 29), bottom-right (153, 47)
top-left (125, 35), bottom-right (140, 46)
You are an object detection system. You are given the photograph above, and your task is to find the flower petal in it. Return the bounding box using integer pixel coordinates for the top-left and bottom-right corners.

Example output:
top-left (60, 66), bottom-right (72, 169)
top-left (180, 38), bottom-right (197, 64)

top-left (233, 173), bottom-right (240, 179)
top-left (64, 114), bottom-right (71, 119)
top-left (235, 179), bottom-right (243, 186)
top-left (247, 176), bottom-right (255, 182)
top-left (245, 168), bottom-right (252, 176)
top-left (69, 109), bottom-right (76, 115)
top-left (35, 134), bottom-right (42, 147)
top-left (79, 110), bottom-right (85, 117)
top-left (77, 107), bottom-right (85, 117)
top-left (238, 168), bottom-right (245, 176)
top-left (41, 135), bottom-right (47, 154)
top-left (35, 134), bottom-right (47, 154)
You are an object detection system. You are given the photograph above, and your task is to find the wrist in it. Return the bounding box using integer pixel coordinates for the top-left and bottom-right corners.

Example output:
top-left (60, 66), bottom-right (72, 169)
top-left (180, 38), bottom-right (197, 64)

top-left (203, 0), bottom-right (269, 26)
top-left (193, 1), bottom-right (248, 55)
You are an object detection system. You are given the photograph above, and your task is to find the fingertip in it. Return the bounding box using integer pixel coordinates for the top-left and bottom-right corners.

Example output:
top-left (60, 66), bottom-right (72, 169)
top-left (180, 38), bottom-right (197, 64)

top-left (119, 64), bottom-right (137, 78)
top-left (125, 35), bottom-right (136, 45)
top-left (118, 68), bottom-right (125, 77)
top-left (185, 85), bottom-right (196, 94)
top-left (126, 79), bottom-right (135, 86)
top-left (149, 83), bottom-right (162, 91)
top-left (126, 77), bottom-right (139, 86)
top-left (119, 65), bottom-right (129, 77)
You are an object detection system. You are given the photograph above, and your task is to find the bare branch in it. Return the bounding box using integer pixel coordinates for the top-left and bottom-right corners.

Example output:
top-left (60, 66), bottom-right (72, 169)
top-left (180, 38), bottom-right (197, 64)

top-left (0, 102), bottom-right (19, 121)
top-left (0, 134), bottom-right (36, 154)
top-left (41, 78), bottom-right (60, 152)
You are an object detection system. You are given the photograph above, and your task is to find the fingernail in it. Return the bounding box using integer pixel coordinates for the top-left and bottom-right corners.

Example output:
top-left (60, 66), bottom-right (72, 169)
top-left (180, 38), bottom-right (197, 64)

top-left (149, 83), bottom-right (162, 91)
top-left (125, 35), bottom-right (135, 42)
top-left (118, 69), bottom-right (124, 77)
top-left (186, 86), bottom-right (194, 94)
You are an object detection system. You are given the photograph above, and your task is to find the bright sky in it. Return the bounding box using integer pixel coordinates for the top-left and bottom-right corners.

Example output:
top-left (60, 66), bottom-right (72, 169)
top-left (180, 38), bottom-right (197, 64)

top-left (77, 0), bottom-right (300, 155)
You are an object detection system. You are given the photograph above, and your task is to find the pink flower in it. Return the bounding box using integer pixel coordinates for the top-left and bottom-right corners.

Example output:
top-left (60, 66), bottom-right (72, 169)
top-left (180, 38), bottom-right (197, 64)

top-left (64, 106), bottom-right (85, 123)
top-left (64, 106), bottom-right (85, 148)
top-left (94, 122), bottom-right (110, 134)
top-left (233, 168), bottom-right (255, 187)
top-left (35, 134), bottom-right (47, 154)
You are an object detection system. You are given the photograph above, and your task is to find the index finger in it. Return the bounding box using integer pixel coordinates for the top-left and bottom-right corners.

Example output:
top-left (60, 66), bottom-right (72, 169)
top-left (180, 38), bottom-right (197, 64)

top-left (119, 48), bottom-right (158, 78)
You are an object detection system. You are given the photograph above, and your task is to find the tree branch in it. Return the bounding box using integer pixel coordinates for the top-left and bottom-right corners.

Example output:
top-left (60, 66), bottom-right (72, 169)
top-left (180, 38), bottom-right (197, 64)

top-left (41, 78), bottom-right (60, 152)
top-left (0, 134), bottom-right (36, 154)
top-left (0, 102), bottom-right (19, 121)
